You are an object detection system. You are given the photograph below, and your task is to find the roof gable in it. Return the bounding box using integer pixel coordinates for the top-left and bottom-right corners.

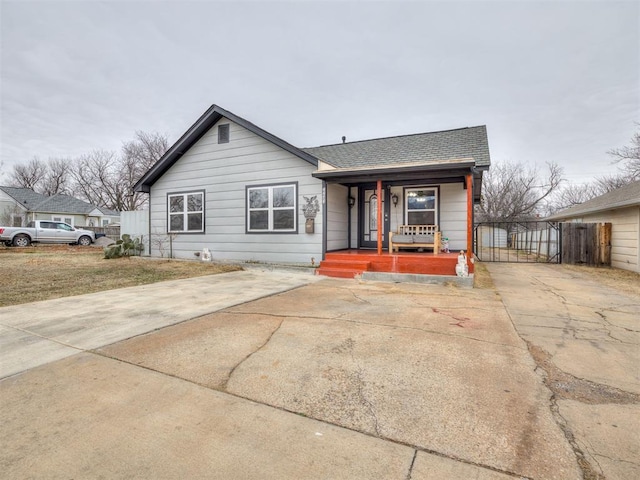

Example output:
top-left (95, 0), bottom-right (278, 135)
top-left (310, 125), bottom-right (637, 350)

top-left (134, 105), bottom-right (319, 193)
top-left (0, 186), bottom-right (120, 216)
top-left (0, 186), bottom-right (49, 209)
top-left (548, 180), bottom-right (640, 219)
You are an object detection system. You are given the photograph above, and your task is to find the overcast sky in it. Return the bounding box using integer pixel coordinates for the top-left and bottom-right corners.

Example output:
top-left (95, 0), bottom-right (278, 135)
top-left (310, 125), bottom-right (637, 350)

top-left (1, 0), bottom-right (638, 185)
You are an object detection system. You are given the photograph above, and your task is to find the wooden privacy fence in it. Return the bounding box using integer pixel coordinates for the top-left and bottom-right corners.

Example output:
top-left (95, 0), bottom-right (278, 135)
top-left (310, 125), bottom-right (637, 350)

top-left (561, 222), bottom-right (611, 266)
top-left (80, 225), bottom-right (121, 240)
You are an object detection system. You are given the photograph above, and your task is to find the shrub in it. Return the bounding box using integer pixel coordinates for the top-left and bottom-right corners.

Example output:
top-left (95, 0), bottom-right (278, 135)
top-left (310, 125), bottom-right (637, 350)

top-left (104, 234), bottom-right (144, 259)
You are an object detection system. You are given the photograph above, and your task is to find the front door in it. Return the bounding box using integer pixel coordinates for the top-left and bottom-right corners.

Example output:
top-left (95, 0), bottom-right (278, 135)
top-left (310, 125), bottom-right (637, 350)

top-left (359, 186), bottom-right (388, 249)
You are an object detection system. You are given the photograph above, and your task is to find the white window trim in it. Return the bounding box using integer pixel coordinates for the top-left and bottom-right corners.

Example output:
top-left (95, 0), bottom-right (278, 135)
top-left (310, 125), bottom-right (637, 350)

top-left (246, 183), bottom-right (298, 233)
top-left (167, 191), bottom-right (205, 233)
top-left (52, 216), bottom-right (74, 227)
top-left (405, 187), bottom-right (438, 225)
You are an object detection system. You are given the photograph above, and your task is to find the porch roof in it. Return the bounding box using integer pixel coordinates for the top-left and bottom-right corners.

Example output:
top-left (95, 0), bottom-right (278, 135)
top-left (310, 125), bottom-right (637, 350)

top-left (302, 125), bottom-right (490, 170)
top-left (312, 159), bottom-right (484, 202)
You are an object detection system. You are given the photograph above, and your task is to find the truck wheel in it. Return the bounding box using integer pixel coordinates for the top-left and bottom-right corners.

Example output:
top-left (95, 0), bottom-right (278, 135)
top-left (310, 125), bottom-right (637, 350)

top-left (78, 235), bottom-right (92, 246)
top-left (12, 235), bottom-right (31, 247)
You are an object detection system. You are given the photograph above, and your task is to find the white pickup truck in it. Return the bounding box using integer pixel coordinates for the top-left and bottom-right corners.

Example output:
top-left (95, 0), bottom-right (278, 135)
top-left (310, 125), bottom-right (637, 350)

top-left (0, 221), bottom-right (96, 247)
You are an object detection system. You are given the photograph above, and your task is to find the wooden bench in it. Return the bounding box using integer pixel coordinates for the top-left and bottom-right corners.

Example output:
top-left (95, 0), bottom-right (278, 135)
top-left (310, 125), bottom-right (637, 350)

top-left (389, 225), bottom-right (441, 254)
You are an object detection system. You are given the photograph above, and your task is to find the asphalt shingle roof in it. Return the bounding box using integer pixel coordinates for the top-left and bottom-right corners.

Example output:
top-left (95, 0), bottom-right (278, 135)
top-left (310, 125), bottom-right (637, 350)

top-left (302, 126), bottom-right (490, 169)
top-left (547, 180), bottom-right (640, 220)
top-left (0, 187), bottom-right (120, 215)
top-left (0, 186), bottom-right (49, 208)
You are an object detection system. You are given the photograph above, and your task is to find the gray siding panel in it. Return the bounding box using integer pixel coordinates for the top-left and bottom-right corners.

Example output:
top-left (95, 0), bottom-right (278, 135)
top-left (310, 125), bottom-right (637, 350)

top-left (577, 206), bottom-right (639, 272)
top-left (327, 184), bottom-right (349, 251)
top-left (149, 119), bottom-right (323, 264)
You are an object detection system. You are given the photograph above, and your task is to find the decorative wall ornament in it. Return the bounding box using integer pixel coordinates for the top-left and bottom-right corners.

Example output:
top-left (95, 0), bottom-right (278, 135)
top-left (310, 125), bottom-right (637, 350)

top-left (302, 195), bottom-right (320, 219)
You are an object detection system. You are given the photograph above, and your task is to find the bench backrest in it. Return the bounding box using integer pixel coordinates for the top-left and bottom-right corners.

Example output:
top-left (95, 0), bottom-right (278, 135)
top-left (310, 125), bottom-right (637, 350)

top-left (397, 225), bottom-right (438, 235)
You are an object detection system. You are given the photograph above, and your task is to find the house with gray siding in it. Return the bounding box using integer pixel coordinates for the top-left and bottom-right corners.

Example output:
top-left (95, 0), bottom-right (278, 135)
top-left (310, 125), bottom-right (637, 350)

top-left (0, 186), bottom-right (120, 228)
top-left (134, 105), bottom-right (491, 277)
top-left (548, 180), bottom-right (640, 273)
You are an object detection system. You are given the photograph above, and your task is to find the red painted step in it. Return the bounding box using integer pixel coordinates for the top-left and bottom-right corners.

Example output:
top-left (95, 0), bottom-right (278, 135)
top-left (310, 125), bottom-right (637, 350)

top-left (317, 250), bottom-right (466, 278)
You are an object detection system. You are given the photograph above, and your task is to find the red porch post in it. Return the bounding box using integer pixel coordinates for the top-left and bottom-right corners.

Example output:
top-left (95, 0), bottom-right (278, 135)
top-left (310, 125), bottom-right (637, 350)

top-left (377, 180), bottom-right (383, 255)
top-left (466, 173), bottom-right (474, 273)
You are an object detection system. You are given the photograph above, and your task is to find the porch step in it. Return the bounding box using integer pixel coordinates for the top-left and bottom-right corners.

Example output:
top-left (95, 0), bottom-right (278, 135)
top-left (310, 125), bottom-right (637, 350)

top-left (318, 250), bottom-right (464, 277)
top-left (316, 259), bottom-right (372, 279)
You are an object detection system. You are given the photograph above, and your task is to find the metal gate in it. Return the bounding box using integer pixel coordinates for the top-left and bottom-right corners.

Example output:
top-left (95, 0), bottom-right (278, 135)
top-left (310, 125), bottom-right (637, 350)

top-left (474, 221), bottom-right (561, 263)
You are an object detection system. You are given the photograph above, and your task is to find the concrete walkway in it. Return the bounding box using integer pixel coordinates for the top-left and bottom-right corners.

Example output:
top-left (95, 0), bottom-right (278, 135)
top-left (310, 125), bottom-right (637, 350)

top-left (0, 266), bottom-right (600, 479)
top-left (487, 263), bottom-right (640, 480)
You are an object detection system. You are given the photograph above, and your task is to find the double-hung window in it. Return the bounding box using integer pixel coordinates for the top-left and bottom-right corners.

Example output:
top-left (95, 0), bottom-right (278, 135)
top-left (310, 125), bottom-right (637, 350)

top-left (247, 183), bottom-right (297, 233)
top-left (168, 191), bottom-right (205, 233)
top-left (405, 187), bottom-right (438, 225)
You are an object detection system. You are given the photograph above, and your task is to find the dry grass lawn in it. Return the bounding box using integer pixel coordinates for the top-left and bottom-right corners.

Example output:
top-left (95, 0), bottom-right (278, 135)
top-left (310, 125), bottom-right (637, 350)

top-left (0, 245), bottom-right (241, 307)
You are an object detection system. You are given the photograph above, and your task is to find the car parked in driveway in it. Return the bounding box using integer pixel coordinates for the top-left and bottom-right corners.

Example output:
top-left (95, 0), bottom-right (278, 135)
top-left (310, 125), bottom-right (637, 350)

top-left (0, 220), bottom-right (96, 247)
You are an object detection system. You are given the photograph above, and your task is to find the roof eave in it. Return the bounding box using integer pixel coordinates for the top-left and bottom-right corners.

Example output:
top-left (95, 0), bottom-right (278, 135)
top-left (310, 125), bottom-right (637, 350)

top-left (547, 199), bottom-right (640, 220)
top-left (312, 160), bottom-right (476, 181)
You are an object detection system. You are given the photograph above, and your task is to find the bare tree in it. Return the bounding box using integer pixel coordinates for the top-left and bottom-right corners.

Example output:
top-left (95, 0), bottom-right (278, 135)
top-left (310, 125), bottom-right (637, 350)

top-left (9, 156), bottom-right (72, 195)
top-left (477, 161), bottom-right (564, 222)
top-left (71, 150), bottom-right (125, 209)
top-left (41, 158), bottom-right (72, 196)
top-left (593, 172), bottom-right (635, 194)
top-left (550, 183), bottom-right (597, 213)
top-left (9, 157), bottom-right (47, 191)
top-left (120, 131), bottom-right (168, 210)
top-left (608, 129), bottom-right (640, 180)
top-left (7, 130), bottom-right (168, 211)
top-left (68, 131), bottom-right (167, 211)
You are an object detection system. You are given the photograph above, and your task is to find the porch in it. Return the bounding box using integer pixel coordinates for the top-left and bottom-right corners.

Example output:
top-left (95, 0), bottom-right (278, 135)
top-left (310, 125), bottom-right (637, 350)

top-left (317, 249), bottom-right (465, 279)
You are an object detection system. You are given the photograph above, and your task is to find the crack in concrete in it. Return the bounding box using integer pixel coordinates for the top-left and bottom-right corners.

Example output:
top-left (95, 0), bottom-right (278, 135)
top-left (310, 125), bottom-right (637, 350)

top-left (219, 317), bottom-right (285, 391)
top-left (224, 309), bottom-right (526, 350)
top-left (0, 323), bottom-right (85, 352)
top-left (91, 352), bottom-right (531, 480)
top-left (405, 450), bottom-right (417, 480)
top-left (597, 309), bottom-right (640, 333)
top-left (430, 307), bottom-right (471, 327)
top-left (527, 342), bottom-right (640, 405)
top-left (353, 367), bottom-right (381, 436)
top-left (346, 288), bottom-right (372, 304)
top-left (548, 391), bottom-right (605, 480)
top-left (594, 453), bottom-right (640, 467)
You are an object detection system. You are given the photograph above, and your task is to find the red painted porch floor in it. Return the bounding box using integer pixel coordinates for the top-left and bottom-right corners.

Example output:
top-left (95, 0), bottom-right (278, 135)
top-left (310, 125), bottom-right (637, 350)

top-left (317, 249), bottom-right (467, 279)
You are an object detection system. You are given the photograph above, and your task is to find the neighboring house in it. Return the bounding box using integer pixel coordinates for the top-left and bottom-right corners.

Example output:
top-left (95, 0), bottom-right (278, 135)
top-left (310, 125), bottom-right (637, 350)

top-left (134, 105), bottom-right (490, 272)
top-left (0, 186), bottom-right (120, 228)
top-left (547, 180), bottom-right (640, 273)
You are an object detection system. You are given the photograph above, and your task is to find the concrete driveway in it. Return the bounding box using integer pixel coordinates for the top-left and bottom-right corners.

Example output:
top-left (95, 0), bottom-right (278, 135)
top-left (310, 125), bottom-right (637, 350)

top-left (1, 263), bottom-right (634, 479)
top-left (486, 263), bottom-right (640, 480)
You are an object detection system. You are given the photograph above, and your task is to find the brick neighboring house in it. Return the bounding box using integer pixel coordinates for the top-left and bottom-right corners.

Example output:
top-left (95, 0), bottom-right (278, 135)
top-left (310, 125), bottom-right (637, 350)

top-left (0, 186), bottom-right (120, 228)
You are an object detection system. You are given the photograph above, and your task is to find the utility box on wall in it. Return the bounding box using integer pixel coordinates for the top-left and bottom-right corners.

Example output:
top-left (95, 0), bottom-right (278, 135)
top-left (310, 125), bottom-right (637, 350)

top-left (305, 218), bottom-right (314, 233)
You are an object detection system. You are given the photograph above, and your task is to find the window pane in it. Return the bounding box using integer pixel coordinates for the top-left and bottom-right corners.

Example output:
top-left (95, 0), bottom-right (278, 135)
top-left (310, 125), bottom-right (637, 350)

top-left (408, 211), bottom-right (435, 225)
top-left (170, 214), bottom-right (184, 231)
top-left (407, 190), bottom-right (435, 210)
top-left (187, 194), bottom-right (202, 212)
top-left (273, 210), bottom-right (294, 230)
top-left (170, 196), bottom-right (184, 213)
top-left (249, 189), bottom-right (268, 209)
top-left (273, 186), bottom-right (294, 208)
top-left (187, 213), bottom-right (202, 231)
top-left (250, 211), bottom-right (268, 230)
